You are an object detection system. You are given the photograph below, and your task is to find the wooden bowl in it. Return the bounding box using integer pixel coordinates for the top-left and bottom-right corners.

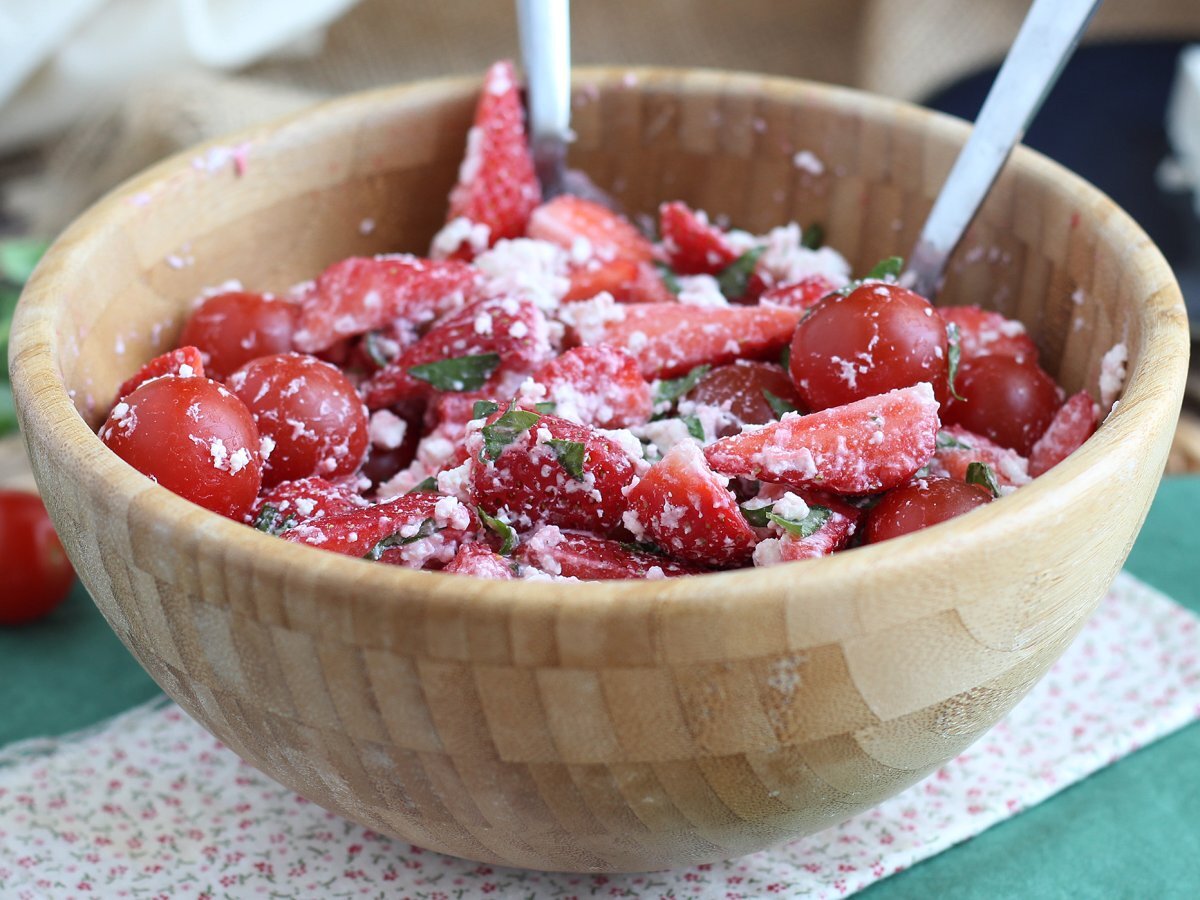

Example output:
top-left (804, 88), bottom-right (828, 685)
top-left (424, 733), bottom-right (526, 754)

top-left (10, 70), bottom-right (1189, 872)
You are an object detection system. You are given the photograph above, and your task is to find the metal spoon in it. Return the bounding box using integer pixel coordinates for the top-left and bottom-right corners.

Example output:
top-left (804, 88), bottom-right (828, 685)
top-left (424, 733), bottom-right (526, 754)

top-left (906, 0), bottom-right (1103, 299)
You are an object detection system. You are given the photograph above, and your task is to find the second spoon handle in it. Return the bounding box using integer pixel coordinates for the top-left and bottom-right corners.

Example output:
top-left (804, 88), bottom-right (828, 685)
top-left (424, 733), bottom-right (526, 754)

top-left (906, 0), bottom-right (1102, 299)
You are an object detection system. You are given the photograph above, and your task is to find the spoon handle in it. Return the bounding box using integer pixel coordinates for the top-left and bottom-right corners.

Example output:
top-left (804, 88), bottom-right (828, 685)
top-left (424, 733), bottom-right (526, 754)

top-left (906, 0), bottom-right (1102, 299)
top-left (516, 0), bottom-right (572, 197)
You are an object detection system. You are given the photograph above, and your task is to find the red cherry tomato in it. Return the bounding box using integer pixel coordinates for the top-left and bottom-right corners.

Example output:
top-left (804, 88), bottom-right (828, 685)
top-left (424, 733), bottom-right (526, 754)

top-left (179, 291), bottom-right (297, 380)
top-left (99, 375), bottom-right (263, 520)
top-left (865, 477), bottom-right (993, 543)
top-left (0, 491), bottom-right (76, 625)
top-left (789, 282), bottom-right (949, 410)
top-left (686, 360), bottom-right (803, 434)
top-left (944, 355), bottom-right (1061, 455)
top-left (227, 352), bottom-right (369, 487)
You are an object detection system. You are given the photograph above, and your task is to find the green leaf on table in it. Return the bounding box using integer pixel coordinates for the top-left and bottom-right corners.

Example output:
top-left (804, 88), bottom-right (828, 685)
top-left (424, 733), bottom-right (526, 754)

top-left (408, 352), bottom-right (501, 392)
top-left (546, 438), bottom-right (587, 480)
top-left (716, 247), bottom-right (764, 300)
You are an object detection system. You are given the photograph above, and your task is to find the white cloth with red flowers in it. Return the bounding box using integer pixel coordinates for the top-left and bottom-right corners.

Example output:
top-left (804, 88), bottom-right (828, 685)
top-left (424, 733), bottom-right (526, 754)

top-left (1, 571), bottom-right (1198, 900)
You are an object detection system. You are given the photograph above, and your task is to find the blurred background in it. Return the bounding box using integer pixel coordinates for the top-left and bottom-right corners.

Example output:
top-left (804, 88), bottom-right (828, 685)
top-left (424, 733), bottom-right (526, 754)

top-left (1, 0), bottom-right (1198, 473)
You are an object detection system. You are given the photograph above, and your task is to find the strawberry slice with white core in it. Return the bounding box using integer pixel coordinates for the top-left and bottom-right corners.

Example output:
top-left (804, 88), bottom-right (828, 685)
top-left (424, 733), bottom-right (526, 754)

top-left (704, 383), bottom-right (940, 494)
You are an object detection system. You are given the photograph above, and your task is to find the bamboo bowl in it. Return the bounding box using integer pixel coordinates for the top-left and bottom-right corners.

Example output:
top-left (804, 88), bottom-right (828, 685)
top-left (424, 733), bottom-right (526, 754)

top-left (10, 70), bottom-right (1190, 872)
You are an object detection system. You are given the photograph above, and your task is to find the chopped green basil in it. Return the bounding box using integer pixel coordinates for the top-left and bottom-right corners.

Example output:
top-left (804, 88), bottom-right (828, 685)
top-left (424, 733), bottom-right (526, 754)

top-left (534, 400), bottom-right (557, 415)
top-left (935, 429), bottom-right (972, 450)
top-left (682, 415), bottom-right (705, 441)
top-left (716, 247), bottom-right (764, 300)
top-left (620, 540), bottom-right (665, 556)
top-left (480, 405), bottom-right (541, 460)
top-left (655, 261), bottom-right (682, 296)
top-left (946, 321), bottom-right (965, 401)
top-left (864, 256), bottom-right (904, 281)
top-left (472, 399), bottom-right (500, 419)
top-left (966, 461), bottom-right (1001, 498)
top-left (363, 331), bottom-right (396, 368)
top-left (761, 388), bottom-right (797, 418)
top-left (408, 352), bottom-right (501, 392)
top-left (545, 438), bottom-right (587, 480)
top-left (252, 502), bottom-right (298, 536)
top-left (364, 518), bottom-right (439, 560)
top-left (478, 508), bottom-right (518, 555)
top-left (653, 364), bottom-right (711, 408)
top-left (778, 344), bottom-right (791, 369)
top-left (406, 476), bottom-right (440, 494)
top-left (801, 222), bottom-right (825, 250)
top-left (769, 505), bottom-right (832, 538)
top-left (739, 502), bottom-right (773, 528)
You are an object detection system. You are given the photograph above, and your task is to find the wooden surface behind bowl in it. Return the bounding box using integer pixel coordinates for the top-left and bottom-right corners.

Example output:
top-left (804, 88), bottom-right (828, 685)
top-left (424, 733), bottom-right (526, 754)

top-left (9, 70), bottom-right (1190, 872)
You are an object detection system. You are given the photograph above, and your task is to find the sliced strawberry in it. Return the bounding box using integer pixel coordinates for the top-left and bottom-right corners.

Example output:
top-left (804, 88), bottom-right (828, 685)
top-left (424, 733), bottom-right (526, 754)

top-left (116, 346), bottom-right (205, 401)
top-left (441, 60), bottom-right (540, 257)
top-left (517, 525), bottom-right (701, 579)
top-left (572, 301), bottom-right (803, 379)
top-left (778, 493), bottom-right (862, 561)
top-left (282, 492), bottom-right (476, 569)
top-left (467, 411), bottom-right (638, 533)
top-left (250, 476), bottom-right (366, 533)
top-left (625, 440), bottom-right (757, 566)
top-left (292, 255), bottom-right (482, 354)
top-left (1029, 391), bottom-right (1097, 476)
top-left (939, 305), bottom-right (1039, 365)
top-left (531, 345), bottom-right (653, 428)
top-left (563, 258), bottom-right (674, 304)
top-left (528, 195), bottom-right (655, 264)
top-left (927, 424), bottom-right (1030, 489)
top-left (704, 383), bottom-right (940, 494)
top-left (759, 275), bottom-right (838, 312)
top-left (659, 201), bottom-right (738, 275)
top-left (444, 543), bottom-right (515, 579)
top-left (361, 295), bottom-right (551, 409)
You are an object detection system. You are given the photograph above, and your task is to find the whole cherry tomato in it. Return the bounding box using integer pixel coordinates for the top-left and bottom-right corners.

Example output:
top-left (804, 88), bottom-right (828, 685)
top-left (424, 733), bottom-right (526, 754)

top-left (686, 360), bottom-right (803, 435)
top-left (865, 477), bottom-right (993, 543)
top-left (0, 490), bottom-right (75, 625)
top-left (179, 291), bottom-right (297, 380)
top-left (944, 355), bottom-right (1061, 455)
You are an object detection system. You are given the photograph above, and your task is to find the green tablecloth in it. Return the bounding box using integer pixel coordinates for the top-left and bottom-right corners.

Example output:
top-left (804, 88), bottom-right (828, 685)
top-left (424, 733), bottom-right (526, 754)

top-left (3, 477), bottom-right (1199, 896)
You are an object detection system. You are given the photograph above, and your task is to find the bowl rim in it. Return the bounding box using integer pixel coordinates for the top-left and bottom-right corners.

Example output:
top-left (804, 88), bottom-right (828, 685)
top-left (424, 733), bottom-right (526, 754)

top-left (10, 67), bottom-right (1191, 621)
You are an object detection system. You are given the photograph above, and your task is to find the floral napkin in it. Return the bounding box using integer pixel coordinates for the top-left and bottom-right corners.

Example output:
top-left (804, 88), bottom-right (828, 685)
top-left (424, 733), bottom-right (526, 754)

top-left (1, 572), bottom-right (1197, 900)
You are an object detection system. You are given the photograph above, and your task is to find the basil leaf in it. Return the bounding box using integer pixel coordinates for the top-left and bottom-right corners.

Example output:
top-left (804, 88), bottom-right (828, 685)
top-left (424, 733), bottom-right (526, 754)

top-left (946, 321), bottom-right (966, 401)
top-left (739, 502), bottom-right (774, 528)
top-left (620, 540), bottom-right (665, 556)
top-left (761, 388), bottom-right (797, 419)
top-left (778, 344), bottom-right (791, 370)
top-left (801, 222), bottom-right (824, 250)
top-left (363, 331), bottom-right (396, 368)
top-left (546, 438), bottom-right (586, 480)
top-left (406, 476), bottom-right (440, 494)
top-left (864, 256), bottom-right (903, 281)
top-left (682, 415), bottom-right (705, 441)
top-left (653, 364), bottom-right (711, 408)
top-left (408, 352), bottom-right (501, 392)
top-left (935, 429), bottom-right (972, 450)
top-left (534, 400), bottom-right (557, 415)
top-left (481, 405), bottom-right (541, 460)
top-left (478, 509), bottom-right (518, 555)
top-left (654, 262), bottom-right (682, 296)
top-left (768, 505), bottom-right (832, 539)
top-left (364, 517), bottom-right (439, 560)
top-left (716, 247), bottom-right (764, 300)
top-left (252, 503), bottom-right (298, 536)
top-left (472, 399), bottom-right (500, 419)
top-left (966, 461), bottom-right (1001, 498)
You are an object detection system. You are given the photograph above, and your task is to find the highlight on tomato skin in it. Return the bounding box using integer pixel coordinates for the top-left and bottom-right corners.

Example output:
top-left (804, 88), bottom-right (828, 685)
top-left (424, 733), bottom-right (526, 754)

top-left (0, 490), bottom-right (76, 626)
top-left (865, 477), bottom-right (993, 544)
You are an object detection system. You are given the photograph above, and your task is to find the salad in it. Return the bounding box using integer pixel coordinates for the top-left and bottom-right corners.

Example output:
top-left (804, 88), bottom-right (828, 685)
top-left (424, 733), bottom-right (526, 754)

top-left (98, 61), bottom-right (1107, 581)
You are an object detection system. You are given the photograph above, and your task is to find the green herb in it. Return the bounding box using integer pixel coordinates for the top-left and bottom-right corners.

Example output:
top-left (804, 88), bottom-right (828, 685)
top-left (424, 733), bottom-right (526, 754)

top-left (620, 540), bottom-right (665, 556)
top-left (801, 222), bottom-right (825, 250)
top-left (478, 508), bottom-right (518, 555)
top-left (653, 364), bottom-right (711, 408)
top-left (682, 415), bottom-right (705, 441)
top-left (935, 430), bottom-right (972, 450)
top-left (769, 505), bottom-right (832, 538)
top-left (779, 344), bottom-right (791, 369)
top-left (480, 404), bottom-right (541, 460)
top-left (655, 262), bottom-right (682, 296)
top-left (716, 247), bottom-right (764, 300)
top-left (252, 503), bottom-right (299, 536)
top-left (364, 518), bottom-right (439, 560)
top-left (865, 256), bottom-right (903, 281)
top-left (406, 476), bottom-right (440, 494)
top-left (739, 502), bottom-right (774, 528)
top-left (534, 401), bottom-right (557, 415)
top-left (761, 388), bottom-right (797, 418)
top-left (946, 321), bottom-right (965, 401)
top-left (546, 438), bottom-right (587, 480)
top-left (913, 465), bottom-right (931, 479)
top-left (363, 331), bottom-right (396, 368)
top-left (408, 352), bottom-right (501, 392)
top-left (966, 461), bottom-right (1001, 498)
top-left (472, 399), bottom-right (500, 419)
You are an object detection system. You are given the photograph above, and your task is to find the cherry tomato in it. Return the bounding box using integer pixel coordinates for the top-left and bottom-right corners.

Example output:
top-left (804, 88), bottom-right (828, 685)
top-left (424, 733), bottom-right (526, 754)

top-left (944, 355), bottom-right (1061, 455)
top-left (99, 375), bottom-right (262, 519)
top-left (686, 360), bottom-right (803, 435)
top-left (865, 477), bottom-right (993, 543)
top-left (179, 291), bottom-right (297, 380)
top-left (789, 282), bottom-right (949, 410)
top-left (227, 352), bottom-right (368, 487)
top-left (0, 491), bottom-right (76, 625)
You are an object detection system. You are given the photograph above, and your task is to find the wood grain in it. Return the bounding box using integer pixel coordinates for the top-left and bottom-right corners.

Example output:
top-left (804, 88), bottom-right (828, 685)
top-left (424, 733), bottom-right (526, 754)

top-left (8, 70), bottom-right (1190, 872)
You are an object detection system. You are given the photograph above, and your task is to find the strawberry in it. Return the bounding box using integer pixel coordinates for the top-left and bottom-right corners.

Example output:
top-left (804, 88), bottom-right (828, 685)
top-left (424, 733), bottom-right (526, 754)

top-left (282, 492), bottom-right (476, 569)
top-left (562, 258), bottom-right (674, 304)
top-left (116, 346), bottom-right (205, 400)
top-left (361, 295), bottom-right (551, 409)
top-left (572, 301), bottom-right (802, 379)
top-left (516, 525), bottom-right (701, 579)
top-left (704, 383), bottom-right (940, 494)
top-left (249, 476), bottom-right (366, 533)
top-left (759, 274), bottom-right (838, 311)
top-left (530, 345), bottom-right (653, 428)
top-left (444, 542), bottom-right (515, 579)
top-left (625, 440), bottom-right (757, 566)
top-left (659, 201), bottom-right (738, 275)
top-left (292, 255), bottom-right (482, 354)
top-left (467, 410), bottom-right (638, 533)
top-left (440, 60), bottom-right (540, 258)
top-left (939, 305), bottom-right (1039, 365)
top-left (927, 424), bottom-right (1030, 488)
top-left (528, 195), bottom-right (655, 264)
top-left (1029, 391), bottom-right (1097, 476)
top-left (778, 493), bottom-right (862, 560)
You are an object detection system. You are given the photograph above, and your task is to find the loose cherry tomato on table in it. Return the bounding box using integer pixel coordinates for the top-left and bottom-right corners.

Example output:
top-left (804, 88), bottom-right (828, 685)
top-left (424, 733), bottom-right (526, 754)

top-left (865, 477), bottom-right (993, 543)
top-left (0, 490), bottom-right (75, 625)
